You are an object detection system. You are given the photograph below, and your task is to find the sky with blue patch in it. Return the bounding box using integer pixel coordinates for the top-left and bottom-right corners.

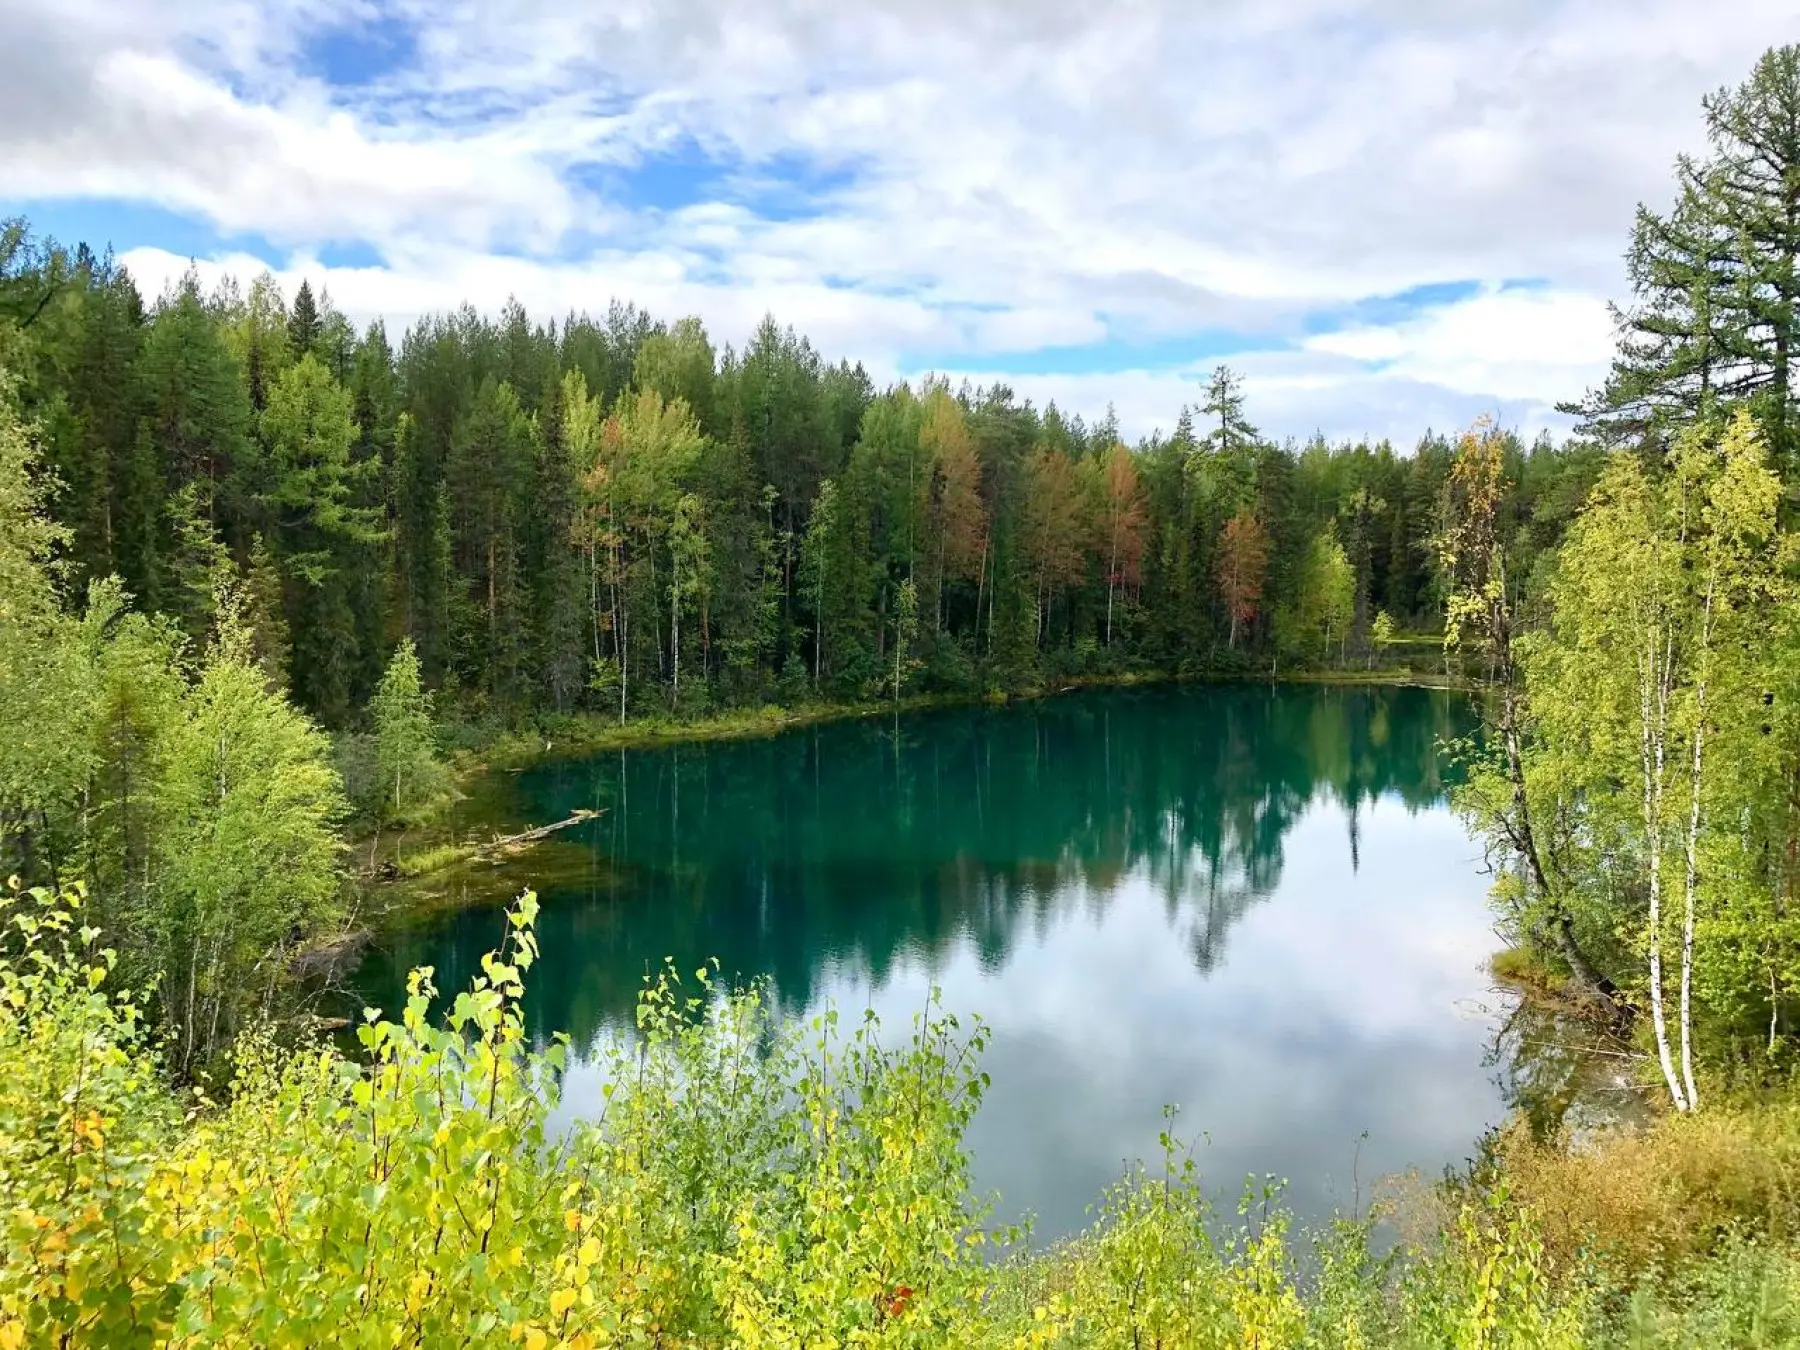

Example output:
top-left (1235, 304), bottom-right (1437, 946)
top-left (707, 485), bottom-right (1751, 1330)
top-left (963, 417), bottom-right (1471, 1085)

top-left (1, 0), bottom-right (1793, 443)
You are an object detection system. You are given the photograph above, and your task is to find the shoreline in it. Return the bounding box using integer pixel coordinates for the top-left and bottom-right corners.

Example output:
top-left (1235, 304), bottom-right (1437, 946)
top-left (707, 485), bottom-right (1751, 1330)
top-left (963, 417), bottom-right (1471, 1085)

top-left (454, 662), bottom-right (1467, 777)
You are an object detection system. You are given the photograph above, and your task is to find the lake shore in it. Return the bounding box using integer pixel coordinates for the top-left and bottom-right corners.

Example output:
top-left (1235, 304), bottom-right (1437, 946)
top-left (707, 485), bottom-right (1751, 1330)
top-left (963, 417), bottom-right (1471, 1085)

top-left (449, 661), bottom-right (1467, 778)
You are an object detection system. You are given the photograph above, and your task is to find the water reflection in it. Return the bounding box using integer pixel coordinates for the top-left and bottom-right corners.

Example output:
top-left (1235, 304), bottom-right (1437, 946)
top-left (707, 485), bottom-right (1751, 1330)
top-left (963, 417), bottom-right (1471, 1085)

top-left (356, 683), bottom-right (1505, 1238)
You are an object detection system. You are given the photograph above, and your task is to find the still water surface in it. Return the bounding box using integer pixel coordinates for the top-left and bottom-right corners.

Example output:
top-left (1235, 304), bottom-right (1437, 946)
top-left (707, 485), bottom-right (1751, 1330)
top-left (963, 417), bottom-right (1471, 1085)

top-left (353, 683), bottom-right (1511, 1240)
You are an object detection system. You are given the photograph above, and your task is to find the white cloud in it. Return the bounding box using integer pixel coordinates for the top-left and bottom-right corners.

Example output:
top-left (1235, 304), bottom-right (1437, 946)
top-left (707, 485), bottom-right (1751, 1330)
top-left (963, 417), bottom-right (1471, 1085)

top-left (1304, 285), bottom-right (1618, 401)
top-left (6, 0), bottom-right (1796, 439)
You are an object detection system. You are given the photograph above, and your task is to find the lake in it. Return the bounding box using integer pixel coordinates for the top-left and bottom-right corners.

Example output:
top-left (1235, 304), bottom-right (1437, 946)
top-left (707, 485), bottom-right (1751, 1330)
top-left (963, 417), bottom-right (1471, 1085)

top-left (351, 682), bottom-right (1514, 1242)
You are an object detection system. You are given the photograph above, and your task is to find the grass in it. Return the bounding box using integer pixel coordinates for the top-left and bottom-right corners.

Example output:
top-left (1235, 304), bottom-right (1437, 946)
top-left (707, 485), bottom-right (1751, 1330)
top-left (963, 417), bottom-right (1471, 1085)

top-left (1492, 943), bottom-right (1571, 995)
top-left (1495, 1096), bottom-right (1800, 1281)
top-left (392, 840), bottom-right (480, 879)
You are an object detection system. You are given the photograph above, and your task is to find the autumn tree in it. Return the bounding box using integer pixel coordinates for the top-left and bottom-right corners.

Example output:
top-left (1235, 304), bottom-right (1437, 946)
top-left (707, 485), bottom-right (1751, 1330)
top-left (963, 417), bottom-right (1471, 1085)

top-left (1098, 443), bottom-right (1147, 646)
top-left (921, 389), bottom-right (986, 630)
top-left (1214, 508), bottom-right (1269, 650)
top-left (1022, 446), bottom-right (1091, 647)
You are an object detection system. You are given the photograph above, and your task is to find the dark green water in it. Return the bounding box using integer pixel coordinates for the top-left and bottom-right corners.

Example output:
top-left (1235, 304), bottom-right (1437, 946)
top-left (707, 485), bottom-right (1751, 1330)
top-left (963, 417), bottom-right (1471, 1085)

top-left (353, 683), bottom-right (1512, 1240)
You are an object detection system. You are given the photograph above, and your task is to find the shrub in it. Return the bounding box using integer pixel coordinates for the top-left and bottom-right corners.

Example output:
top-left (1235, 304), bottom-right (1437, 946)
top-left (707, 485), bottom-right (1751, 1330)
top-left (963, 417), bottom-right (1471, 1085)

top-left (6, 877), bottom-right (1796, 1348)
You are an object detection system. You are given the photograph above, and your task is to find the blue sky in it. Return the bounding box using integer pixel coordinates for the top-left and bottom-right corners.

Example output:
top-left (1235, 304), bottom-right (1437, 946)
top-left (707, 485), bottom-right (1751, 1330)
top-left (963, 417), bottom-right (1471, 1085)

top-left (2, 0), bottom-right (1793, 444)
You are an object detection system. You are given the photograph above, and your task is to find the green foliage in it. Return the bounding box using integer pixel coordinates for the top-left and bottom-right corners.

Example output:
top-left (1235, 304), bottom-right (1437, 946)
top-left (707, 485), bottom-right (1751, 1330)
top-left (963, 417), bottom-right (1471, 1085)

top-left (368, 638), bottom-right (445, 823)
top-left (1, 218), bottom-right (1562, 731)
top-left (1469, 411), bottom-right (1800, 1103)
top-left (1572, 46), bottom-right (1800, 466)
top-left (152, 588), bottom-right (347, 1073)
top-left (1276, 527), bottom-right (1355, 663)
top-left (11, 879), bottom-right (1791, 1349)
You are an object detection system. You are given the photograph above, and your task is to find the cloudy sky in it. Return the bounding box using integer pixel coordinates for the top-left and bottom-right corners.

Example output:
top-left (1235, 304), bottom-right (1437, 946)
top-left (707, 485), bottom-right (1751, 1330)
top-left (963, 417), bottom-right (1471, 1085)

top-left (2, 0), bottom-right (1793, 444)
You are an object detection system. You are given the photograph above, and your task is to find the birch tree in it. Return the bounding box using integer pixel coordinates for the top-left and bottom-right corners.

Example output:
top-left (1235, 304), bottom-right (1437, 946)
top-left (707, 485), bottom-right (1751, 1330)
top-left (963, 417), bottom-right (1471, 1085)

top-left (1439, 419), bottom-right (1621, 1015)
top-left (1535, 411), bottom-right (1783, 1109)
top-left (153, 587), bottom-right (346, 1073)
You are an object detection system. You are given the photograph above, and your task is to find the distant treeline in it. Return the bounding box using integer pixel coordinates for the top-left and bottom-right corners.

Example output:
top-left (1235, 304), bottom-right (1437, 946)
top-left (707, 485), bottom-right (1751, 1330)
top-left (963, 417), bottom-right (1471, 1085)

top-left (0, 225), bottom-right (1603, 727)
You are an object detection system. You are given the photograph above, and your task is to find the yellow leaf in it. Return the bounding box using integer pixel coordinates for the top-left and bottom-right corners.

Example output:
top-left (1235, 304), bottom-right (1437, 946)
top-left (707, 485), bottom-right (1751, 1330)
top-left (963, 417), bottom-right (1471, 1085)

top-left (525, 1330), bottom-right (548, 1350)
top-left (550, 1287), bottom-right (577, 1319)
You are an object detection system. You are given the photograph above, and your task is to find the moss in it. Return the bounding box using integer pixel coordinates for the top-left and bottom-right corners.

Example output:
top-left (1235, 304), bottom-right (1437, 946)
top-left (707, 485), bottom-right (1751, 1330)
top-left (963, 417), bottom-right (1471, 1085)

top-left (393, 841), bottom-right (479, 879)
top-left (1492, 944), bottom-right (1570, 994)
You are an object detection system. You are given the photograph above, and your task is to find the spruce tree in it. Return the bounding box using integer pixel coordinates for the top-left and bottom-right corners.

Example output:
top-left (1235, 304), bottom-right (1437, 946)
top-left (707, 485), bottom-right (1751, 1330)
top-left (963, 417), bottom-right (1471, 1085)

top-left (447, 378), bottom-right (534, 705)
top-left (527, 375), bottom-right (587, 710)
top-left (135, 272), bottom-right (254, 551)
top-left (288, 279), bottom-right (322, 360)
top-left (261, 354), bottom-right (381, 723)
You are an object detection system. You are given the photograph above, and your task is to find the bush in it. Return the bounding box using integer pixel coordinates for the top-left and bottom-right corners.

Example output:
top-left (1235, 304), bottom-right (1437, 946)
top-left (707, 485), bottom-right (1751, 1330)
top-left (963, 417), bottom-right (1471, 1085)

top-left (1495, 1103), bottom-right (1800, 1281)
top-left (6, 878), bottom-right (1798, 1348)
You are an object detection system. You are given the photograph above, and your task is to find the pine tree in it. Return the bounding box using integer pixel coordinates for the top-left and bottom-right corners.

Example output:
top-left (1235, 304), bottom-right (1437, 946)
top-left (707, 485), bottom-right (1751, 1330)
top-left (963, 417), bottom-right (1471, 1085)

top-left (528, 375), bottom-right (587, 709)
top-left (41, 252), bottom-right (145, 589)
top-left (288, 279), bottom-right (322, 359)
top-left (1200, 365), bottom-right (1259, 460)
top-left (1571, 45), bottom-right (1800, 467)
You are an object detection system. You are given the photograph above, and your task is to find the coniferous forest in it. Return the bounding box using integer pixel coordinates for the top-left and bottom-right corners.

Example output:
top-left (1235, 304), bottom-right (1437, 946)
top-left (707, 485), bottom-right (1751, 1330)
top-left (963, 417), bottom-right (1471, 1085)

top-left (1, 215), bottom-right (1601, 731)
top-left (5, 37), bottom-right (1800, 1350)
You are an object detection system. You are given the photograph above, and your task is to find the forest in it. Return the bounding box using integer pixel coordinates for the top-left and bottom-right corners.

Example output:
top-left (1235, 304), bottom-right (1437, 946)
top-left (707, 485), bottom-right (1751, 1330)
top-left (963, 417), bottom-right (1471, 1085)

top-left (0, 207), bottom-right (1603, 731)
top-left (2, 36), bottom-right (1800, 1350)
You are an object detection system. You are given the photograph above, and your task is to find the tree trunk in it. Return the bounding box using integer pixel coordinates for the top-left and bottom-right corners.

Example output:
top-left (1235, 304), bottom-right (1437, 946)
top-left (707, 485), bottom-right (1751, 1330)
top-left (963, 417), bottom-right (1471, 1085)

top-left (589, 534), bottom-right (601, 668)
top-left (1501, 680), bottom-right (1620, 1009)
top-left (617, 546), bottom-right (629, 727)
top-left (1106, 525), bottom-right (1118, 646)
top-left (974, 535), bottom-right (989, 656)
top-left (1643, 625), bottom-right (1689, 1111)
top-left (1679, 582), bottom-right (1714, 1111)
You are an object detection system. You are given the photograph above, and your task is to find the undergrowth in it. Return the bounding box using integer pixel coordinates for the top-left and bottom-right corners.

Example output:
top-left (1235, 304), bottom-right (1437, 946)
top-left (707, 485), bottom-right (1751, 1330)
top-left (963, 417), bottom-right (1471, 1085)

top-left (3, 880), bottom-right (1797, 1347)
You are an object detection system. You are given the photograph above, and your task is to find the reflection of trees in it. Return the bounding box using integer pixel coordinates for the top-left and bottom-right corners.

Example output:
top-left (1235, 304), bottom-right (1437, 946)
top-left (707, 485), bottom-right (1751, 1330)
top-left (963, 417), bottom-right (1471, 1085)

top-left (360, 685), bottom-right (1472, 1052)
top-left (1483, 992), bottom-right (1647, 1144)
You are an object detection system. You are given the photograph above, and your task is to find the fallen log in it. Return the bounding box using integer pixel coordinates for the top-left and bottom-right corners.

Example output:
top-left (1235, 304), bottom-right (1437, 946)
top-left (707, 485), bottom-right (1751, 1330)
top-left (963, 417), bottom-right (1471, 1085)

top-left (474, 808), bottom-right (603, 858)
top-left (290, 926), bottom-right (373, 981)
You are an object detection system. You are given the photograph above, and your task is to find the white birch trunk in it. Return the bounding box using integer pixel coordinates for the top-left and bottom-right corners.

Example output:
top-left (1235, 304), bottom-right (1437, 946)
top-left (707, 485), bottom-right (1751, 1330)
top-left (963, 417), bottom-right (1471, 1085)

top-left (1643, 622), bottom-right (1688, 1111)
top-left (1679, 581), bottom-right (1714, 1111)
